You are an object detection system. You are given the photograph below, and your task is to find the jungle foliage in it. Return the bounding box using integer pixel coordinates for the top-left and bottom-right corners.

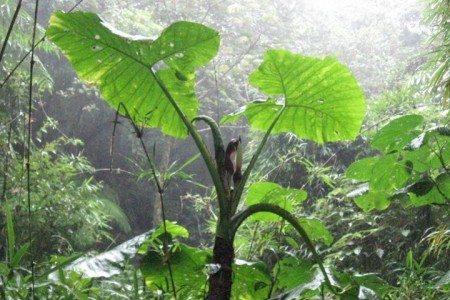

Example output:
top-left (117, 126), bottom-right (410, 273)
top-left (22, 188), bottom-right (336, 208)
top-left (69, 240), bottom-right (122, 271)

top-left (0, 0), bottom-right (449, 299)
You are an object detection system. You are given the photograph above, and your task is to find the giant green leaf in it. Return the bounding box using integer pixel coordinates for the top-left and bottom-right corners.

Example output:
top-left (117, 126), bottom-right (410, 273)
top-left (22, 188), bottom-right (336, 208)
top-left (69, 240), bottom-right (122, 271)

top-left (223, 50), bottom-right (365, 143)
top-left (47, 11), bottom-right (220, 138)
top-left (245, 181), bottom-right (307, 221)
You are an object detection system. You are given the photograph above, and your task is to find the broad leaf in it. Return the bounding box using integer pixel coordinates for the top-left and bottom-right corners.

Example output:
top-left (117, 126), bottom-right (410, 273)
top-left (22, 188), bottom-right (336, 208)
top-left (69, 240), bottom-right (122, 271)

top-left (371, 115), bottom-right (424, 153)
top-left (334, 271), bottom-right (390, 299)
top-left (47, 11), bottom-right (219, 138)
top-left (274, 256), bottom-right (315, 291)
top-left (275, 264), bottom-right (337, 299)
top-left (233, 260), bottom-right (271, 298)
top-left (347, 155), bottom-right (409, 193)
top-left (245, 181), bottom-right (307, 221)
top-left (370, 154), bottom-right (409, 191)
top-left (223, 50), bottom-right (365, 143)
top-left (49, 231), bottom-right (150, 280)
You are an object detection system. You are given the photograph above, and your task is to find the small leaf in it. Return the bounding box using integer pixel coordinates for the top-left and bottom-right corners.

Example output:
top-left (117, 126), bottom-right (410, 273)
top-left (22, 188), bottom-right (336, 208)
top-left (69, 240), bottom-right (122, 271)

top-left (11, 243), bottom-right (30, 268)
top-left (354, 190), bottom-right (390, 212)
top-left (298, 217), bottom-right (333, 246)
top-left (245, 181), bottom-right (307, 221)
top-left (346, 157), bottom-right (378, 181)
top-left (140, 244), bottom-right (210, 298)
top-left (0, 263), bottom-right (10, 277)
top-left (151, 220), bottom-right (189, 240)
top-left (372, 115), bottom-right (424, 153)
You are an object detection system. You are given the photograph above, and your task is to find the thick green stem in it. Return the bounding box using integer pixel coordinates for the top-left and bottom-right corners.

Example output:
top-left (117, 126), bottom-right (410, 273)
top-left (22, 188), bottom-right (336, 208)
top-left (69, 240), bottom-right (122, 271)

top-left (148, 69), bottom-right (227, 202)
top-left (192, 116), bottom-right (229, 212)
top-left (230, 203), bottom-right (336, 293)
top-left (192, 115), bottom-right (225, 154)
top-left (232, 107), bottom-right (285, 208)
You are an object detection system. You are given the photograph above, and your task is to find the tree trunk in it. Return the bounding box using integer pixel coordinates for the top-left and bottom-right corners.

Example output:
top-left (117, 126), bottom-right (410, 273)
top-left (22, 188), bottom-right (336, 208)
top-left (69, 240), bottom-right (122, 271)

top-left (208, 235), bottom-right (234, 299)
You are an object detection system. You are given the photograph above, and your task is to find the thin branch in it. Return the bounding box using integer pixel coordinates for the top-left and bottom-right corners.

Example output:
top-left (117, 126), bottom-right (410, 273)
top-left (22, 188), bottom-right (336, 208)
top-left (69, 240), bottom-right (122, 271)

top-left (138, 138), bottom-right (178, 299)
top-left (114, 103), bottom-right (177, 298)
top-left (431, 135), bottom-right (449, 172)
top-left (1, 95), bottom-right (15, 205)
top-left (26, 0), bottom-right (40, 296)
top-left (197, 34), bottom-right (261, 91)
top-left (246, 222), bottom-right (259, 260)
top-left (231, 203), bottom-right (336, 294)
top-left (0, 0), bottom-right (23, 64)
top-left (75, 168), bottom-right (135, 176)
top-left (109, 107), bottom-right (121, 171)
top-left (0, 0), bottom-right (85, 88)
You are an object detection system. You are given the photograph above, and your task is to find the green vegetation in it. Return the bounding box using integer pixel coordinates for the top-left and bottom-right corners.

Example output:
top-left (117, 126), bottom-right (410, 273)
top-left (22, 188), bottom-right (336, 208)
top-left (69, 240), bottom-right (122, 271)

top-left (1, 0), bottom-right (448, 299)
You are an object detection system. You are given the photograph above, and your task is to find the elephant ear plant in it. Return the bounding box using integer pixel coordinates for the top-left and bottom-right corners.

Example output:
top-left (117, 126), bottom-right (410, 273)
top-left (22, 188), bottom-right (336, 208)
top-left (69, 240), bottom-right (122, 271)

top-left (47, 11), bottom-right (365, 299)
